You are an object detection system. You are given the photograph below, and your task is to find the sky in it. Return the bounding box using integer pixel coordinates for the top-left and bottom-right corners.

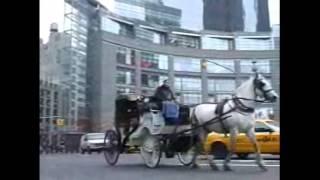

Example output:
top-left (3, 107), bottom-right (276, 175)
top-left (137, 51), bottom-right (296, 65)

top-left (40, 0), bottom-right (279, 43)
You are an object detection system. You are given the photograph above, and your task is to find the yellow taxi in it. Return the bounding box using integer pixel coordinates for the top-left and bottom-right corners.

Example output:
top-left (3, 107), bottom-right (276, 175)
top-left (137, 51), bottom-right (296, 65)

top-left (204, 119), bottom-right (280, 159)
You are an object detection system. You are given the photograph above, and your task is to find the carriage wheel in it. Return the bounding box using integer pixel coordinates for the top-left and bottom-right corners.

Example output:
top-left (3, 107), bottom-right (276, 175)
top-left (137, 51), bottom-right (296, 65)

top-left (103, 130), bottom-right (120, 166)
top-left (140, 135), bottom-right (161, 168)
top-left (177, 145), bottom-right (196, 166)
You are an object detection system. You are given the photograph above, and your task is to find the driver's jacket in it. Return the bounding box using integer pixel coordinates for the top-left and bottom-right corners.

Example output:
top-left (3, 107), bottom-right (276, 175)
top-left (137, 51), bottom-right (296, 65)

top-left (153, 85), bottom-right (175, 101)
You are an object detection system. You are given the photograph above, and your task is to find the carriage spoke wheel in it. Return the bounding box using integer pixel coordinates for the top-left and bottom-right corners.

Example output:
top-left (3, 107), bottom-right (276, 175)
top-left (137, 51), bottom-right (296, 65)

top-left (140, 135), bottom-right (161, 168)
top-left (103, 130), bottom-right (120, 166)
top-left (177, 145), bottom-right (196, 166)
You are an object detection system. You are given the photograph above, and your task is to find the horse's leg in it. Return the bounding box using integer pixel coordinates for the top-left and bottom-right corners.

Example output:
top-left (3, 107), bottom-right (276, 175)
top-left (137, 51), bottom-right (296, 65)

top-left (246, 128), bottom-right (267, 171)
top-left (223, 128), bottom-right (238, 171)
top-left (191, 129), bottom-right (206, 169)
top-left (207, 145), bottom-right (219, 171)
top-left (190, 141), bottom-right (201, 169)
top-left (200, 132), bottom-right (219, 171)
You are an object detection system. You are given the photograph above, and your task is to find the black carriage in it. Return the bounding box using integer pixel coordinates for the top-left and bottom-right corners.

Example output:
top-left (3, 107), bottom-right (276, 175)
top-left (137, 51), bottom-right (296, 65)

top-left (103, 94), bottom-right (198, 168)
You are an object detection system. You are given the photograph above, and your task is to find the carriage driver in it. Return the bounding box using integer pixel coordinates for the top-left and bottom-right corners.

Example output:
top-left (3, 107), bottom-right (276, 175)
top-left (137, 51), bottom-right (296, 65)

top-left (154, 79), bottom-right (175, 102)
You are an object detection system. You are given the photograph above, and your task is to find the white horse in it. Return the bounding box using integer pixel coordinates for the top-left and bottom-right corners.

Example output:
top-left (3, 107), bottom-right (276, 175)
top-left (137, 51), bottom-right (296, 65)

top-left (190, 72), bottom-right (278, 171)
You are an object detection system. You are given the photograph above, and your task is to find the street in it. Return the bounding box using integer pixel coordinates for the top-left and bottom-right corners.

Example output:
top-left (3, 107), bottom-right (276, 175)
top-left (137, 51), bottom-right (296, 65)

top-left (40, 154), bottom-right (279, 180)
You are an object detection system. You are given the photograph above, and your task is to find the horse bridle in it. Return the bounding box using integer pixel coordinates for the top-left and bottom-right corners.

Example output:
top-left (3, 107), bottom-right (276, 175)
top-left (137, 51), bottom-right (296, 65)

top-left (253, 74), bottom-right (275, 101)
top-left (232, 73), bottom-right (275, 113)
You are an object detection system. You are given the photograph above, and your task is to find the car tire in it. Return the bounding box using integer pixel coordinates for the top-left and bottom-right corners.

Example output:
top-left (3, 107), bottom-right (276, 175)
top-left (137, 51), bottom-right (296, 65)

top-left (211, 142), bottom-right (228, 159)
top-left (81, 148), bottom-right (86, 154)
top-left (87, 147), bottom-right (92, 154)
top-left (237, 153), bottom-right (249, 159)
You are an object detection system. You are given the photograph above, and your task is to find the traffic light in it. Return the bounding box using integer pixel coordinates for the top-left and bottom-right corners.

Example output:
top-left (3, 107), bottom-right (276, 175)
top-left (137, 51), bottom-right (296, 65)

top-left (57, 119), bottom-right (64, 127)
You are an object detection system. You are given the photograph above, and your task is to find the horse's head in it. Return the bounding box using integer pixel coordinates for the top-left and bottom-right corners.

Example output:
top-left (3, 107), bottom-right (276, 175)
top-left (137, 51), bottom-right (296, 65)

top-left (253, 73), bottom-right (278, 102)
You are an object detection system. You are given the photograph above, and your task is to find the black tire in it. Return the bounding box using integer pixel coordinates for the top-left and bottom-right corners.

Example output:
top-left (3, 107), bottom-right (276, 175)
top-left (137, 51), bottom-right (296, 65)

top-left (81, 148), bottom-right (86, 154)
top-left (87, 147), bottom-right (92, 154)
top-left (211, 142), bottom-right (228, 159)
top-left (237, 153), bottom-right (249, 159)
top-left (140, 135), bottom-right (161, 168)
top-left (177, 146), bottom-right (196, 166)
top-left (103, 130), bottom-right (120, 166)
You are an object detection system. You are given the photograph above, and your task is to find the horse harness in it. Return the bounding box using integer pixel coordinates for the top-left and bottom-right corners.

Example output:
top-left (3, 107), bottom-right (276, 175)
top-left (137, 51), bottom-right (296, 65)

top-left (194, 97), bottom-right (255, 136)
top-left (192, 74), bottom-right (274, 136)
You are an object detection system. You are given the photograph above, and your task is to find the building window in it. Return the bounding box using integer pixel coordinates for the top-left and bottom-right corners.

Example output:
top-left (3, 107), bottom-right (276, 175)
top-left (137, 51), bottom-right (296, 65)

top-left (140, 52), bottom-right (168, 70)
top-left (116, 69), bottom-right (136, 85)
top-left (46, 90), bottom-right (50, 97)
top-left (101, 17), bottom-right (120, 34)
top-left (116, 47), bottom-right (135, 65)
top-left (46, 99), bottom-right (51, 106)
top-left (141, 73), bottom-right (167, 88)
top-left (168, 34), bottom-right (200, 48)
top-left (216, 94), bottom-right (233, 102)
top-left (207, 95), bottom-right (216, 103)
top-left (239, 78), bottom-right (272, 87)
top-left (206, 60), bottom-right (235, 73)
top-left (183, 93), bottom-right (202, 104)
top-left (240, 60), bottom-right (270, 73)
top-left (202, 37), bottom-right (231, 50)
top-left (208, 79), bottom-right (236, 93)
top-left (46, 108), bottom-right (50, 115)
top-left (100, 16), bottom-right (134, 38)
top-left (136, 28), bottom-right (165, 44)
top-left (113, 2), bottom-right (145, 20)
top-left (53, 109), bottom-right (58, 116)
top-left (117, 87), bottom-right (135, 95)
top-left (235, 38), bottom-right (272, 50)
top-left (174, 57), bottom-right (201, 72)
top-left (175, 77), bottom-right (201, 92)
top-left (145, 9), bottom-right (180, 27)
top-left (273, 38), bottom-right (280, 50)
top-left (54, 92), bottom-right (58, 100)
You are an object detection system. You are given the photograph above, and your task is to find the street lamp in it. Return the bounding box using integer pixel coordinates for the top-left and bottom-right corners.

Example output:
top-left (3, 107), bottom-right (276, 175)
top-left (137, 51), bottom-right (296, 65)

top-left (206, 60), bottom-right (235, 73)
top-left (252, 60), bottom-right (258, 73)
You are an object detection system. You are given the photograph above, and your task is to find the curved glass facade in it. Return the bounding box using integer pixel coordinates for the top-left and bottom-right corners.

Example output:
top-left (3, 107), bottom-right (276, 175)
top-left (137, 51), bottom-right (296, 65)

top-left (65, 0), bottom-right (280, 131)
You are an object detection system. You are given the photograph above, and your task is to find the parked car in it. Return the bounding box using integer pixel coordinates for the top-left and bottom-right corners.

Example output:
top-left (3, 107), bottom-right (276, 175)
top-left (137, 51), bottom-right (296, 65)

top-left (80, 133), bottom-right (105, 154)
top-left (204, 119), bottom-right (280, 159)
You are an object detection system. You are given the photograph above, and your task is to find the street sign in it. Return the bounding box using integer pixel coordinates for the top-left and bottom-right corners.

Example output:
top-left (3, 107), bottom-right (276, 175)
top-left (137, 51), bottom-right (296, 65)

top-left (57, 119), bottom-right (64, 127)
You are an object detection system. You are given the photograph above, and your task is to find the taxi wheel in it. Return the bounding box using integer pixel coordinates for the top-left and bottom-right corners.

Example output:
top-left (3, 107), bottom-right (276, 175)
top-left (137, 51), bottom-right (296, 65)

top-left (211, 142), bottom-right (228, 159)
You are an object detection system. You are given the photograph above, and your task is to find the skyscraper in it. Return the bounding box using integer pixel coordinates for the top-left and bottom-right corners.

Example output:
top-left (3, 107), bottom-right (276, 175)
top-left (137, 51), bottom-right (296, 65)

top-left (203, 0), bottom-right (270, 32)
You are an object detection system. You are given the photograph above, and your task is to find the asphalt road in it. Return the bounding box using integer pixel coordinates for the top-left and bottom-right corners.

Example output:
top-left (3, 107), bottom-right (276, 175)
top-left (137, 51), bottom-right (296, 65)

top-left (40, 154), bottom-right (279, 180)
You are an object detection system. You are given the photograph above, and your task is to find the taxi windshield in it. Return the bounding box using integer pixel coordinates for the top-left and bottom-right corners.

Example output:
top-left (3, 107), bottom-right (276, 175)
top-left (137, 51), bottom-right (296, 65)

top-left (88, 134), bottom-right (104, 140)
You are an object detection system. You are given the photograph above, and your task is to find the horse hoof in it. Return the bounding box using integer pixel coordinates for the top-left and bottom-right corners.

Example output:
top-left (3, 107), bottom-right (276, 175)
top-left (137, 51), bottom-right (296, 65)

top-left (259, 164), bottom-right (268, 171)
top-left (210, 164), bottom-right (219, 171)
top-left (223, 165), bottom-right (232, 171)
